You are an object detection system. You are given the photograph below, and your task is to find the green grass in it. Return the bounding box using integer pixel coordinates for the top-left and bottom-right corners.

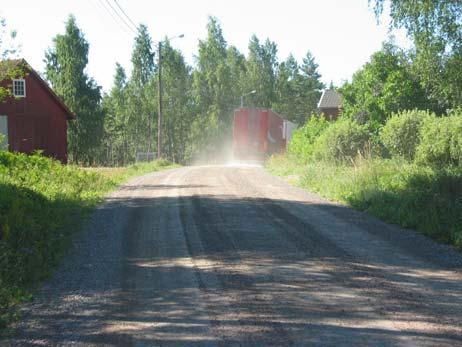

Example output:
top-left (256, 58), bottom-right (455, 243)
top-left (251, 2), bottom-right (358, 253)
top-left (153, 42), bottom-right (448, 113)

top-left (83, 158), bottom-right (179, 183)
top-left (266, 154), bottom-right (462, 249)
top-left (0, 152), bottom-right (177, 329)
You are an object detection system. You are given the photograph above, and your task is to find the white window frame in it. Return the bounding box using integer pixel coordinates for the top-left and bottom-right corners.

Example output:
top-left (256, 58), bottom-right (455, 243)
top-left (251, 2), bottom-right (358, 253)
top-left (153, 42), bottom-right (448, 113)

top-left (12, 79), bottom-right (26, 97)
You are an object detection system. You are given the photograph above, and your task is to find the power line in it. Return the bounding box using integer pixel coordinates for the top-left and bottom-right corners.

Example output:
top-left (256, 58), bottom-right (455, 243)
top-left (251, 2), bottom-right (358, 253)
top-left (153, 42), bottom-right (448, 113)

top-left (113, 0), bottom-right (139, 31)
top-left (95, 0), bottom-right (134, 36)
top-left (90, 0), bottom-right (131, 37)
top-left (104, 0), bottom-right (138, 34)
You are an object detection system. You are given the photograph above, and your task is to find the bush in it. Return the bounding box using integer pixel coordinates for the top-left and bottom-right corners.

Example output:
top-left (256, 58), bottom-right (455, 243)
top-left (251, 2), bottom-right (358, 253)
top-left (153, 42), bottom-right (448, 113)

top-left (288, 115), bottom-right (330, 162)
top-left (312, 119), bottom-right (370, 163)
top-left (416, 113), bottom-right (462, 167)
top-left (380, 109), bottom-right (434, 161)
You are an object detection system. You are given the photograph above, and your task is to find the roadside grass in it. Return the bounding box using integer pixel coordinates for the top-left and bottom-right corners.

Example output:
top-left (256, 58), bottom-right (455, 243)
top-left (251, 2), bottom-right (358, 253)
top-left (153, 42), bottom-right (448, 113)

top-left (83, 158), bottom-right (178, 183)
top-left (0, 152), bottom-right (177, 330)
top-left (266, 154), bottom-right (462, 249)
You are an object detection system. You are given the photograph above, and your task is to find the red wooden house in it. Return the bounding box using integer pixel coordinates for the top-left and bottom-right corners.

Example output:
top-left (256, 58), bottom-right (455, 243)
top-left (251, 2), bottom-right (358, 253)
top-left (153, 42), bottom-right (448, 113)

top-left (0, 59), bottom-right (75, 163)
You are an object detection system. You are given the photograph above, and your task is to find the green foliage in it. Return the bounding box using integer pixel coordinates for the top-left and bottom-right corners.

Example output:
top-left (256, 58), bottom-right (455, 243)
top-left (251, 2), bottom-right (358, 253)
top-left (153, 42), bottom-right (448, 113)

top-left (288, 115), bottom-right (330, 161)
top-left (268, 108), bottom-right (462, 248)
top-left (157, 40), bottom-right (193, 163)
top-left (101, 63), bottom-right (130, 166)
top-left (130, 25), bottom-right (155, 87)
top-left (185, 18), bottom-right (325, 160)
top-left (0, 151), bottom-right (106, 328)
top-left (0, 18), bottom-right (21, 103)
top-left (244, 35), bottom-right (278, 108)
top-left (312, 119), bottom-right (370, 162)
top-left (123, 24), bottom-right (156, 161)
top-left (416, 113), bottom-right (462, 167)
top-left (265, 154), bottom-right (306, 179)
top-left (371, 0), bottom-right (462, 109)
top-left (380, 109), bottom-right (434, 161)
top-left (273, 52), bottom-right (324, 124)
top-left (298, 52), bottom-right (325, 119)
top-left (0, 134), bottom-right (6, 150)
top-left (0, 151), bottom-right (176, 328)
top-left (38, 14), bottom-right (327, 165)
top-left (44, 15), bottom-right (103, 165)
top-left (340, 42), bottom-right (433, 130)
top-left (267, 155), bottom-right (462, 249)
top-left (100, 27), bottom-right (194, 165)
top-left (190, 17), bottom-right (234, 160)
top-left (272, 55), bottom-right (297, 117)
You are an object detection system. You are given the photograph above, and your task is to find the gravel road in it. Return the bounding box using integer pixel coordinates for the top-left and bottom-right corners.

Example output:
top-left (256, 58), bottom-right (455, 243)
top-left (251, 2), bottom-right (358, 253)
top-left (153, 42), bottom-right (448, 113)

top-left (4, 165), bottom-right (462, 346)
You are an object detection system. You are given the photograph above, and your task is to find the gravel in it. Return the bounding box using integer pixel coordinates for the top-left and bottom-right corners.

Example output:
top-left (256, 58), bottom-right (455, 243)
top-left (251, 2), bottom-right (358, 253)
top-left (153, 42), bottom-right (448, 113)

top-left (3, 165), bottom-right (462, 346)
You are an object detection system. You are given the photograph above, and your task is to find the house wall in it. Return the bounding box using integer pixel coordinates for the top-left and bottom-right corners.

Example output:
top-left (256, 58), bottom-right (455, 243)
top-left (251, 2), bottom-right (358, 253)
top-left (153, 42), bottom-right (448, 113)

top-left (319, 107), bottom-right (341, 121)
top-left (0, 73), bottom-right (68, 163)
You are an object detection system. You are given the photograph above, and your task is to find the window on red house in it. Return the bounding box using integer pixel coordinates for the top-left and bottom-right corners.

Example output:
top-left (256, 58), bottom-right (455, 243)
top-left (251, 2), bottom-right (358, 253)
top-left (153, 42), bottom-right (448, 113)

top-left (12, 79), bottom-right (26, 97)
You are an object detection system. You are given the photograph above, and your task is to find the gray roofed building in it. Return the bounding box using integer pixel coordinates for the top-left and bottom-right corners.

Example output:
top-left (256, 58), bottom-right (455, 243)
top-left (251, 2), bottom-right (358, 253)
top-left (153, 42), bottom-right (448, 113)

top-left (317, 89), bottom-right (342, 120)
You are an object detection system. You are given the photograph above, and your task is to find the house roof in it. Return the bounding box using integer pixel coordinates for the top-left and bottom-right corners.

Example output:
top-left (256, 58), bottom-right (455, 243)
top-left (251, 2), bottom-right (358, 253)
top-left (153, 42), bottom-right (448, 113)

top-left (317, 89), bottom-right (342, 109)
top-left (1, 59), bottom-right (76, 120)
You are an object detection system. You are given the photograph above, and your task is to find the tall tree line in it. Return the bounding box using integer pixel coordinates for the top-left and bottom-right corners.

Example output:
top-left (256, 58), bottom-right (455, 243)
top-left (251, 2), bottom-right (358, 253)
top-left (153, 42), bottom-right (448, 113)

top-left (5, 1), bottom-right (462, 165)
top-left (44, 15), bottom-right (325, 165)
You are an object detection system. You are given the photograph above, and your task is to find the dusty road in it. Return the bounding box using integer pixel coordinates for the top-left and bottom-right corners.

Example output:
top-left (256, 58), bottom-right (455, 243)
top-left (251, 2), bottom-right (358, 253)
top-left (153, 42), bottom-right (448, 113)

top-left (5, 165), bottom-right (462, 346)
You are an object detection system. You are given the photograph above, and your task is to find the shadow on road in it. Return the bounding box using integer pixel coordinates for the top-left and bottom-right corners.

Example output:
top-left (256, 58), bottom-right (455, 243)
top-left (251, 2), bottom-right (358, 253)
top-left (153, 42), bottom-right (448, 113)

top-left (8, 188), bottom-right (462, 346)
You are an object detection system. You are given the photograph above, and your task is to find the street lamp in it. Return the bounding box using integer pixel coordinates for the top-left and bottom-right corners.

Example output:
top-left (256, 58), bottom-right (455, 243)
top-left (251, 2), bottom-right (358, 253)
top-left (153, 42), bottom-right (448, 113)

top-left (240, 90), bottom-right (256, 108)
top-left (157, 34), bottom-right (184, 159)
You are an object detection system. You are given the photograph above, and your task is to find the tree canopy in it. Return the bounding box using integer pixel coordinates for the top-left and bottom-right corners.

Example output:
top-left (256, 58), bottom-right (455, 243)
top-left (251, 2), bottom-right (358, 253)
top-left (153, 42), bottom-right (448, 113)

top-left (370, 0), bottom-right (462, 109)
top-left (44, 15), bottom-right (103, 164)
top-left (340, 42), bottom-right (433, 130)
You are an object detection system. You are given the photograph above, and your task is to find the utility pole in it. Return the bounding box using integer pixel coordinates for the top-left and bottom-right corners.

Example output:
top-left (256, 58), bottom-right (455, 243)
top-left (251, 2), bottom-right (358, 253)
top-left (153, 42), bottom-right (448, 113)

top-left (157, 41), bottom-right (163, 159)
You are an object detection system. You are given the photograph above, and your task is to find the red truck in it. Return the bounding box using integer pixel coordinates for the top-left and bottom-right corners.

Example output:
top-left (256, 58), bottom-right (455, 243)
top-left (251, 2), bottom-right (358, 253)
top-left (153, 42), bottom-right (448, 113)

top-left (232, 108), bottom-right (296, 160)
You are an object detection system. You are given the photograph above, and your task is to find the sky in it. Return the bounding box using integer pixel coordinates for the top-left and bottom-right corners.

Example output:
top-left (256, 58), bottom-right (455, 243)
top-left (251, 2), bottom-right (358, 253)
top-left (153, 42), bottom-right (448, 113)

top-left (1, 0), bottom-right (410, 93)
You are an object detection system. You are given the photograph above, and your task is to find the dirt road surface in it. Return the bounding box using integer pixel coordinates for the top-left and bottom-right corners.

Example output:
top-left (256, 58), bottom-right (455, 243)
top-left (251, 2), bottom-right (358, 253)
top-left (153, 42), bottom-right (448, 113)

top-left (5, 165), bottom-right (462, 346)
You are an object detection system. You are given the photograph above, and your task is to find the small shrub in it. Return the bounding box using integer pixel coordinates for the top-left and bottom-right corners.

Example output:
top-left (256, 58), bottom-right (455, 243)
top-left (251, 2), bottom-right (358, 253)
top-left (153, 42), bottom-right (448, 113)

top-left (380, 109), bottom-right (434, 161)
top-left (312, 119), bottom-right (370, 163)
top-left (416, 113), bottom-right (462, 167)
top-left (288, 115), bottom-right (331, 162)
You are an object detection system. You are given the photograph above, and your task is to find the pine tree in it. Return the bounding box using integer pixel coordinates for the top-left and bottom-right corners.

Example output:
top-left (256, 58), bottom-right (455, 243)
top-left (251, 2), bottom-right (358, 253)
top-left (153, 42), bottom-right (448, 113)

top-left (44, 15), bottom-right (103, 164)
top-left (273, 52), bottom-right (324, 124)
top-left (298, 51), bottom-right (324, 120)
